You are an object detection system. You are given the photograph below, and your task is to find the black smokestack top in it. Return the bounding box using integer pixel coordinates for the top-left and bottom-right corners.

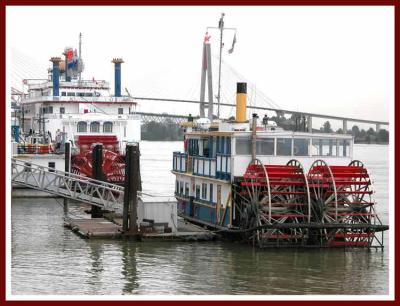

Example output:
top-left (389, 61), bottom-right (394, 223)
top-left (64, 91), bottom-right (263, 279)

top-left (237, 82), bottom-right (247, 94)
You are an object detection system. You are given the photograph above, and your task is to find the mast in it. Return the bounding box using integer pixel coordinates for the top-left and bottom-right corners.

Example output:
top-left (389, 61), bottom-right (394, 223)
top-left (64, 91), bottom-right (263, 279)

top-left (216, 13), bottom-right (224, 118)
top-left (206, 13), bottom-right (236, 119)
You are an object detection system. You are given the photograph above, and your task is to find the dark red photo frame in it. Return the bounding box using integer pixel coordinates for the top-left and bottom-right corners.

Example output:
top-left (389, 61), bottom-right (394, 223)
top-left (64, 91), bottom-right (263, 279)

top-left (1, 1), bottom-right (398, 304)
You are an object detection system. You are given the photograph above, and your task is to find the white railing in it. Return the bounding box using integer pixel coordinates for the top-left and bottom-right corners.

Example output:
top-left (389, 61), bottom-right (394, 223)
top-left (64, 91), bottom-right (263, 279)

top-left (22, 95), bottom-right (136, 104)
top-left (216, 154), bottom-right (231, 180)
top-left (172, 152), bottom-right (187, 173)
top-left (192, 156), bottom-right (216, 178)
top-left (41, 113), bottom-right (140, 120)
top-left (28, 80), bottom-right (109, 90)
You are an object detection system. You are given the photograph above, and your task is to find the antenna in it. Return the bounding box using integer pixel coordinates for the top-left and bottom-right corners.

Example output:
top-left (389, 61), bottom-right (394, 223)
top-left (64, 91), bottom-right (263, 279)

top-left (125, 87), bottom-right (132, 97)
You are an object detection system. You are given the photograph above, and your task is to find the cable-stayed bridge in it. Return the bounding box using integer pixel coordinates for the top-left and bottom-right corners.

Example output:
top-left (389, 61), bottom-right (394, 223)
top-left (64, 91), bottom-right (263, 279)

top-left (10, 49), bottom-right (389, 132)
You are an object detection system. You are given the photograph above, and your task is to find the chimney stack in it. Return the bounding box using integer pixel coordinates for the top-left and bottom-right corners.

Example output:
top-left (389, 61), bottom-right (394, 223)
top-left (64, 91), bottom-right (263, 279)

top-left (112, 58), bottom-right (124, 97)
top-left (236, 82), bottom-right (247, 123)
top-left (50, 57), bottom-right (62, 97)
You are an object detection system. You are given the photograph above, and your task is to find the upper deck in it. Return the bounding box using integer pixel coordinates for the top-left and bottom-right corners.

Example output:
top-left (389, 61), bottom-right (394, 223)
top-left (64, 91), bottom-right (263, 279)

top-left (173, 120), bottom-right (353, 181)
top-left (22, 79), bottom-right (136, 105)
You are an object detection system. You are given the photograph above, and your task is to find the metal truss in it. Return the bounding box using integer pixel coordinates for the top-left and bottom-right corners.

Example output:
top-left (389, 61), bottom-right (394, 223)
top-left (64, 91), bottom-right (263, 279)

top-left (137, 112), bottom-right (198, 124)
top-left (11, 158), bottom-right (124, 212)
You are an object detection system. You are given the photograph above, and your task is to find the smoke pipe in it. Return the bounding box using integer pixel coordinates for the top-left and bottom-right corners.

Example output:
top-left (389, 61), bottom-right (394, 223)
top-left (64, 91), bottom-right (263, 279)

top-left (112, 58), bottom-right (124, 97)
top-left (236, 82), bottom-right (247, 123)
top-left (50, 57), bottom-right (62, 97)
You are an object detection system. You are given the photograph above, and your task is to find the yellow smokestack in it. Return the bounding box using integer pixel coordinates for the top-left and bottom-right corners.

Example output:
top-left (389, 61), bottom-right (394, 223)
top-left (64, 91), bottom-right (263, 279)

top-left (236, 82), bottom-right (247, 122)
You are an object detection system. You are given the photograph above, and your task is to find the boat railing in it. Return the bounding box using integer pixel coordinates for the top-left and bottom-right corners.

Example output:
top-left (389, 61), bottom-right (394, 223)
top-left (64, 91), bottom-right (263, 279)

top-left (22, 95), bottom-right (136, 104)
top-left (173, 152), bottom-right (232, 180)
top-left (172, 152), bottom-right (188, 173)
top-left (216, 153), bottom-right (231, 180)
top-left (192, 156), bottom-right (216, 178)
top-left (42, 113), bottom-right (140, 120)
top-left (17, 143), bottom-right (54, 155)
top-left (28, 80), bottom-right (109, 90)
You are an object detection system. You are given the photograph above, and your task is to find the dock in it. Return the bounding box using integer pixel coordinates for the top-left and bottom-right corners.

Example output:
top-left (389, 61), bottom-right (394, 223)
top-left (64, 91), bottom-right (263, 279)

top-left (64, 217), bottom-right (216, 242)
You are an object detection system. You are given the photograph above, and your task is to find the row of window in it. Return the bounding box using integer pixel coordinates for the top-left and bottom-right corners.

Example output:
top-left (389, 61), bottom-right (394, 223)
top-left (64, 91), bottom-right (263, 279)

top-left (235, 138), bottom-right (350, 157)
top-left (40, 107), bottom-right (124, 115)
top-left (77, 121), bottom-right (113, 133)
top-left (175, 181), bottom-right (215, 203)
top-left (60, 92), bottom-right (101, 97)
top-left (42, 106), bottom-right (65, 114)
top-left (188, 136), bottom-right (232, 158)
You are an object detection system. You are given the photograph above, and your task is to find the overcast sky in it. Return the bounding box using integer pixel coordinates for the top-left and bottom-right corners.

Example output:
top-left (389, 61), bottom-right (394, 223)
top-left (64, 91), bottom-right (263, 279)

top-left (7, 6), bottom-right (394, 127)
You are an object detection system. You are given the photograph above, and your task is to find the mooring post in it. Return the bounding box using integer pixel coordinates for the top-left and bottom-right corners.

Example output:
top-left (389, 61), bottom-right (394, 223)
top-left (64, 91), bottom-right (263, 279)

top-left (122, 146), bottom-right (132, 232)
top-left (63, 141), bottom-right (71, 214)
top-left (137, 143), bottom-right (142, 192)
top-left (123, 143), bottom-right (139, 233)
top-left (91, 143), bottom-right (103, 218)
top-left (130, 144), bottom-right (139, 233)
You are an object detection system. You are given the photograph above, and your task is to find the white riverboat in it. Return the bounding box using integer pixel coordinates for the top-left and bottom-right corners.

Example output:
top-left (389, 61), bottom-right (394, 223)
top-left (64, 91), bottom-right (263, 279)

top-left (11, 42), bottom-right (140, 175)
top-left (172, 82), bottom-right (386, 248)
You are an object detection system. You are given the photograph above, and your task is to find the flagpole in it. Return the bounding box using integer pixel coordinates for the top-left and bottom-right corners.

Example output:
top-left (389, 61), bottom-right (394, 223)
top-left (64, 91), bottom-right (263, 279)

top-left (207, 14), bottom-right (236, 119)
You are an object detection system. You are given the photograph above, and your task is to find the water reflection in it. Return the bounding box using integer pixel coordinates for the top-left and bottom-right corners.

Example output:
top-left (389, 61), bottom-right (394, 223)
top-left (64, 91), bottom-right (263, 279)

top-left (11, 143), bottom-right (389, 295)
top-left (121, 242), bottom-right (139, 294)
top-left (87, 243), bottom-right (105, 289)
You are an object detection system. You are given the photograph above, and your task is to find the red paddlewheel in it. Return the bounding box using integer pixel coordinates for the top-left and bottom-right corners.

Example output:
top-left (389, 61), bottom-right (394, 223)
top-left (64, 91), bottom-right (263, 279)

top-left (307, 159), bottom-right (381, 247)
top-left (234, 159), bottom-right (310, 247)
top-left (72, 149), bottom-right (125, 183)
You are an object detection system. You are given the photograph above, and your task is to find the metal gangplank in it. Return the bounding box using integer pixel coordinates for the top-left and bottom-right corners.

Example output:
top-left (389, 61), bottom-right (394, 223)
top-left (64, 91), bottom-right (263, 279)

top-left (11, 158), bottom-right (124, 212)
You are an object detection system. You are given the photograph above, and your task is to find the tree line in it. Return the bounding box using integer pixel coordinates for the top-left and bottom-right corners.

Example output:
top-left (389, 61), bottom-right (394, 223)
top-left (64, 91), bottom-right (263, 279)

top-left (141, 119), bottom-right (184, 141)
top-left (141, 115), bottom-right (389, 144)
top-left (320, 120), bottom-right (389, 144)
top-left (270, 113), bottom-right (389, 144)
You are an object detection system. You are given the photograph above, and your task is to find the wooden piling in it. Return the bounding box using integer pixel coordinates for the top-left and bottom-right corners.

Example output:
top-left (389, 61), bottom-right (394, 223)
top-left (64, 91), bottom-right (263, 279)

top-left (123, 143), bottom-right (140, 233)
top-left (122, 146), bottom-right (131, 232)
top-left (91, 143), bottom-right (103, 218)
top-left (63, 141), bottom-right (70, 214)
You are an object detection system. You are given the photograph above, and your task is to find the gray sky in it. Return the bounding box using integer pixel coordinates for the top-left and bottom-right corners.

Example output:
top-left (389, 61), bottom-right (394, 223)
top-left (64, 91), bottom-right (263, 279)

top-left (7, 6), bottom-right (393, 127)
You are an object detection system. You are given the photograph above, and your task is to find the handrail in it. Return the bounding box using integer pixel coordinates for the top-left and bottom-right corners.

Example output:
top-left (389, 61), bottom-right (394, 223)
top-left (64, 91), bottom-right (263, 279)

top-left (12, 158), bottom-right (124, 193)
top-left (11, 158), bottom-right (125, 210)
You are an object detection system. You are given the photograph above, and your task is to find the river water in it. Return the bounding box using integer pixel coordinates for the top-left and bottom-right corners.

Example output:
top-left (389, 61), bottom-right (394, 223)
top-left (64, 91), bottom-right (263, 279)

top-left (11, 142), bottom-right (390, 296)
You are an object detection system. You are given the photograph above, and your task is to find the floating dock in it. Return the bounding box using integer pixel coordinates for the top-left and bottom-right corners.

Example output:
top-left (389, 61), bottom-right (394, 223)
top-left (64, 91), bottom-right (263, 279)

top-left (64, 217), bottom-right (216, 242)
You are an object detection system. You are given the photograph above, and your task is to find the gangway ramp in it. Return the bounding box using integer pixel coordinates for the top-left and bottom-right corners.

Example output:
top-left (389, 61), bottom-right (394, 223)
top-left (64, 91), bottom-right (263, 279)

top-left (11, 158), bottom-right (124, 212)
